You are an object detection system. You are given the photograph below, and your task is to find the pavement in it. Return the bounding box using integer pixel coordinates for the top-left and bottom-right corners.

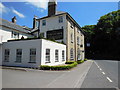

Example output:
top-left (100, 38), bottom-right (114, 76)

top-left (2, 60), bottom-right (93, 88)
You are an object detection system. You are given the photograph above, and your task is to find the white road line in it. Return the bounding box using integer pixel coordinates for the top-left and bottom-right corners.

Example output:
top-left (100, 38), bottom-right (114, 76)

top-left (100, 68), bottom-right (102, 71)
top-left (107, 77), bottom-right (113, 82)
top-left (102, 72), bottom-right (105, 75)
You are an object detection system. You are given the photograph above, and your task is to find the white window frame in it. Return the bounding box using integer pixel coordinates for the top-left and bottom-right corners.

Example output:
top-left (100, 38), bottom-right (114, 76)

top-left (42, 20), bottom-right (46, 26)
top-left (11, 31), bottom-right (19, 39)
top-left (55, 50), bottom-right (59, 62)
top-left (71, 33), bottom-right (73, 43)
top-left (45, 49), bottom-right (50, 63)
top-left (15, 49), bottom-right (22, 63)
top-left (29, 48), bottom-right (36, 63)
top-left (70, 48), bottom-right (74, 60)
top-left (62, 50), bottom-right (65, 61)
top-left (4, 49), bottom-right (10, 62)
top-left (77, 36), bottom-right (80, 45)
top-left (59, 16), bottom-right (63, 23)
top-left (77, 49), bottom-right (81, 60)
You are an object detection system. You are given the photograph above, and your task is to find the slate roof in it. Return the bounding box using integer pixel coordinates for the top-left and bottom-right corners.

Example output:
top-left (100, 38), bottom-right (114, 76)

top-left (0, 18), bottom-right (31, 34)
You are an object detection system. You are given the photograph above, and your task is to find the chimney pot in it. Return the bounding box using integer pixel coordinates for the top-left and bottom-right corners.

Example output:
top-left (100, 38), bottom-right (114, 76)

top-left (12, 16), bottom-right (17, 24)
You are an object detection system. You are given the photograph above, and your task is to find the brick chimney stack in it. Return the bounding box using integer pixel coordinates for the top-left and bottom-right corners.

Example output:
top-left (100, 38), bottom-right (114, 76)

top-left (12, 16), bottom-right (17, 24)
top-left (48, 0), bottom-right (57, 16)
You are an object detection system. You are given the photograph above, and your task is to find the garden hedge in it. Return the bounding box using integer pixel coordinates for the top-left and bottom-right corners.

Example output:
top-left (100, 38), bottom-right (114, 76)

top-left (40, 61), bottom-right (77, 70)
top-left (77, 60), bottom-right (84, 64)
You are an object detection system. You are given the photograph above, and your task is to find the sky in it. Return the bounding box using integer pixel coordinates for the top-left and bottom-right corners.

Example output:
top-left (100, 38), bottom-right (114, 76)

top-left (0, 1), bottom-right (119, 28)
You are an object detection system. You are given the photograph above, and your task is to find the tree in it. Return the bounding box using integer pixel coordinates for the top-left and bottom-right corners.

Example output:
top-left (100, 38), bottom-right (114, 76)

top-left (82, 10), bottom-right (120, 60)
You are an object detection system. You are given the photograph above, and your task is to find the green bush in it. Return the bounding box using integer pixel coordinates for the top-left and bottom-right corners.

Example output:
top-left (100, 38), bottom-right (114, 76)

top-left (84, 58), bottom-right (88, 61)
top-left (65, 61), bottom-right (75, 64)
top-left (40, 62), bottom-right (78, 70)
top-left (40, 65), bottom-right (51, 70)
top-left (77, 60), bottom-right (84, 64)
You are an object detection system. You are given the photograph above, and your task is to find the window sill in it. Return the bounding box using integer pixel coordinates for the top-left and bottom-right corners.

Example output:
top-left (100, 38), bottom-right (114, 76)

top-left (15, 61), bottom-right (21, 63)
top-left (3, 61), bottom-right (9, 62)
top-left (70, 58), bottom-right (74, 60)
top-left (28, 62), bottom-right (36, 64)
top-left (55, 61), bottom-right (59, 62)
top-left (45, 61), bottom-right (51, 64)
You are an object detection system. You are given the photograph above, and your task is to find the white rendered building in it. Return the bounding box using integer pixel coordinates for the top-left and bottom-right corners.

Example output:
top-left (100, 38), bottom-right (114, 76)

top-left (2, 39), bottom-right (66, 68)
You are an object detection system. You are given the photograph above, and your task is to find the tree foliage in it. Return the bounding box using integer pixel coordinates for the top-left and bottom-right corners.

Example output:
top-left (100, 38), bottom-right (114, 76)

top-left (82, 10), bottom-right (120, 60)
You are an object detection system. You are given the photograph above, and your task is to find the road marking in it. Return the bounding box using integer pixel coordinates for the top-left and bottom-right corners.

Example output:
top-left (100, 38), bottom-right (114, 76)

top-left (100, 68), bottom-right (102, 71)
top-left (102, 72), bottom-right (105, 75)
top-left (107, 77), bottom-right (113, 82)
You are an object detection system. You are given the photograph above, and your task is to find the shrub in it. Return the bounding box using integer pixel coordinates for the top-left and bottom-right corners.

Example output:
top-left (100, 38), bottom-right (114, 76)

top-left (77, 60), bottom-right (84, 64)
top-left (84, 58), bottom-right (88, 61)
top-left (40, 65), bottom-right (51, 70)
top-left (40, 61), bottom-right (78, 70)
top-left (65, 61), bottom-right (75, 64)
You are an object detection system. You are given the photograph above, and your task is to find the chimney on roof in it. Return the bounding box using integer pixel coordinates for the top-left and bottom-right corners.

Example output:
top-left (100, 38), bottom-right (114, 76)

top-left (48, 0), bottom-right (57, 16)
top-left (12, 16), bottom-right (17, 24)
top-left (33, 15), bottom-right (37, 29)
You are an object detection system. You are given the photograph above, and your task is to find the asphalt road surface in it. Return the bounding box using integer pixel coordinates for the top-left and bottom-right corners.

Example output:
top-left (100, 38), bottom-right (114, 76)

top-left (2, 60), bottom-right (93, 88)
top-left (2, 60), bottom-right (119, 89)
top-left (81, 60), bottom-right (119, 89)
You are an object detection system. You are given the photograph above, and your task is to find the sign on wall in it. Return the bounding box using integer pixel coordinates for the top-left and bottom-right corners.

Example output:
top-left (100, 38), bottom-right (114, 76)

top-left (47, 29), bottom-right (63, 40)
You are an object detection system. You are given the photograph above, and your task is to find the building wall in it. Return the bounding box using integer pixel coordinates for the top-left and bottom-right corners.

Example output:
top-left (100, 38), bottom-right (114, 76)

top-left (66, 19), bottom-right (75, 61)
top-left (2, 39), bottom-right (66, 68)
top-left (2, 39), bottom-right (41, 68)
top-left (41, 39), bottom-right (66, 66)
top-left (0, 44), bottom-right (2, 66)
top-left (39, 14), bottom-right (67, 43)
top-left (66, 18), bottom-right (85, 61)
top-left (0, 26), bottom-right (32, 43)
top-left (80, 34), bottom-right (85, 60)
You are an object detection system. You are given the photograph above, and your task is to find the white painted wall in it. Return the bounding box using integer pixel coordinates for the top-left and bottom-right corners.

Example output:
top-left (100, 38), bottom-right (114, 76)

top-left (41, 39), bottom-right (66, 66)
top-left (2, 39), bottom-right (66, 68)
top-left (2, 39), bottom-right (41, 68)
top-left (0, 44), bottom-right (2, 66)
top-left (39, 14), bottom-right (67, 43)
top-left (0, 26), bottom-right (33, 43)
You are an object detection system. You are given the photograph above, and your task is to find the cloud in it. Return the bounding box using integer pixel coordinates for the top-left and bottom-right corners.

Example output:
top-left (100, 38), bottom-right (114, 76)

top-left (0, 2), bottom-right (8, 14)
top-left (25, 0), bottom-right (48, 10)
top-left (12, 8), bottom-right (25, 18)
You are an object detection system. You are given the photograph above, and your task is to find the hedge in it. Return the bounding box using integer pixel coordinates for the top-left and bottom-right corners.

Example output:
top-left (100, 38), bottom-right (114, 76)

top-left (40, 61), bottom-right (77, 70)
top-left (77, 60), bottom-right (84, 64)
top-left (84, 58), bottom-right (88, 61)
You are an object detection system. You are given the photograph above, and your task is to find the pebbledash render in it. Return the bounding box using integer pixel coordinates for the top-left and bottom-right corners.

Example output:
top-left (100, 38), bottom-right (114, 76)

top-left (32, 1), bottom-right (85, 61)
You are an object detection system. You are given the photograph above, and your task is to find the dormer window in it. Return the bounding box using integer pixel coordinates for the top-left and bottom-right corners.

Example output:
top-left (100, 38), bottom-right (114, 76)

top-left (42, 20), bottom-right (46, 26)
top-left (11, 31), bottom-right (19, 39)
top-left (59, 16), bottom-right (63, 23)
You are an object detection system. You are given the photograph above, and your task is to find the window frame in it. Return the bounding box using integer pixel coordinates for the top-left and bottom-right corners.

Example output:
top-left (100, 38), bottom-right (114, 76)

top-left (15, 49), bottom-right (22, 63)
top-left (42, 20), bottom-right (46, 26)
top-left (71, 33), bottom-right (73, 43)
top-left (4, 49), bottom-right (10, 62)
top-left (45, 49), bottom-right (50, 63)
top-left (11, 31), bottom-right (19, 39)
top-left (62, 50), bottom-right (65, 61)
top-left (59, 16), bottom-right (63, 23)
top-left (70, 48), bottom-right (74, 60)
top-left (29, 48), bottom-right (36, 63)
top-left (55, 49), bottom-right (59, 62)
